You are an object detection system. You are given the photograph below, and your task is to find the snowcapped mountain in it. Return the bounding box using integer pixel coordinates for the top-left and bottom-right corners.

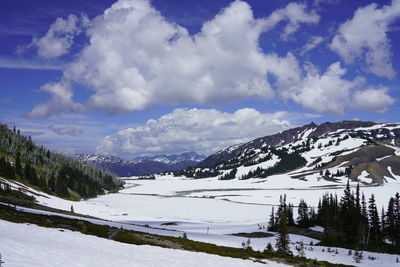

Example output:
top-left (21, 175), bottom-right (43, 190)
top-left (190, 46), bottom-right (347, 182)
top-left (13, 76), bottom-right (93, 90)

top-left (176, 121), bottom-right (400, 184)
top-left (73, 152), bottom-right (205, 177)
top-left (133, 152), bottom-right (205, 164)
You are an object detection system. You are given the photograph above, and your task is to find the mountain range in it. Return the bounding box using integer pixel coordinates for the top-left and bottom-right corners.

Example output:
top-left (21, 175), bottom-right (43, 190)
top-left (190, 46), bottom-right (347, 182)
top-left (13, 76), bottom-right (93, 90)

top-left (175, 120), bottom-right (400, 184)
top-left (73, 152), bottom-right (205, 177)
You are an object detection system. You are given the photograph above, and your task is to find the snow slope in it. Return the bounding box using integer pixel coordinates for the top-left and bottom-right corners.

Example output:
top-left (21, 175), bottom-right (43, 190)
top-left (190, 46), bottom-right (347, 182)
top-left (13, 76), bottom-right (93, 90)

top-left (0, 220), bottom-right (285, 267)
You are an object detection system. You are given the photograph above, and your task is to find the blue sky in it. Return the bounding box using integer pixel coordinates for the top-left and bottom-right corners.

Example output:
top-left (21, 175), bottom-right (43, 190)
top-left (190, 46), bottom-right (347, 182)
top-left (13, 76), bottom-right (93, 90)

top-left (0, 0), bottom-right (399, 158)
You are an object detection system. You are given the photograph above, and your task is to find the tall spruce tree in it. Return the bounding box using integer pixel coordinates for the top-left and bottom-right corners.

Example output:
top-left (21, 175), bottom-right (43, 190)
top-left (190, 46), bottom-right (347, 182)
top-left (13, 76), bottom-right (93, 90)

top-left (368, 194), bottom-right (381, 246)
top-left (340, 180), bottom-right (358, 245)
top-left (275, 195), bottom-right (291, 255)
top-left (275, 207), bottom-right (291, 255)
top-left (268, 206), bottom-right (276, 230)
top-left (298, 199), bottom-right (310, 227)
top-left (360, 193), bottom-right (369, 248)
top-left (386, 193), bottom-right (400, 245)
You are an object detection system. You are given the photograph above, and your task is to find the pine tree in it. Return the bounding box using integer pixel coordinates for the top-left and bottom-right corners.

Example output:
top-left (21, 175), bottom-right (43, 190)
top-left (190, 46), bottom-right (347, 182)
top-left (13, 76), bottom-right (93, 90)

top-left (275, 196), bottom-right (291, 255)
top-left (264, 242), bottom-right (274, 254)
top-left (15, 151), bottom-right (22, 177)
top-left (298, 199), bottom-right (310, 227)
top-left (361, 193), bottom-right (369, 247)
top-left (268, 206), bottom-right (276, 230)
top-left (340, 180), bottom-right (358, 245)
top-left (386, 193), bottom-right (400, 246)
top-left (368, 194), bottom-right (381, 246)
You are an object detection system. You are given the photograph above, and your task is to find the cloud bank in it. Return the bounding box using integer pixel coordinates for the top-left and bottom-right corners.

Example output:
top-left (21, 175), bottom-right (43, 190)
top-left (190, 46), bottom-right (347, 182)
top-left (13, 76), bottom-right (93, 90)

top-left (97, 108), bottom-right (292, 157)
top-left (27, 0), bottom-right (396, 118)
top-left (29, 0), bottom-right (319, 117)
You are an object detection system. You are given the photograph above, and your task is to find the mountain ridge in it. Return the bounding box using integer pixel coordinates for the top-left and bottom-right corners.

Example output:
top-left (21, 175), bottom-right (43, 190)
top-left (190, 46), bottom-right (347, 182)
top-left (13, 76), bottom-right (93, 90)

top-left (73, 152), bottom-right (205, 177)
top-left (199, 120), bottom-right (378, 168)
top-left (175, 120), bottom-right (400, 184)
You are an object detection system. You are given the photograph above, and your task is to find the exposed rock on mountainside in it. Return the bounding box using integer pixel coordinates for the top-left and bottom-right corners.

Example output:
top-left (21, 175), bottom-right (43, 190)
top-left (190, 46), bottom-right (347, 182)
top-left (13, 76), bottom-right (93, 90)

top-left (178, 121), bottom-right (400, 184)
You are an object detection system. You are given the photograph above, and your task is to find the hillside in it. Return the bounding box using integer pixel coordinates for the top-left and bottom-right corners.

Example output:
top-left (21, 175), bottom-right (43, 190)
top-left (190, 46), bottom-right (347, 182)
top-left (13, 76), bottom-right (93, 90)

top-left (0, 124), bottom-right (122, 199)
top-left (176, 121), bottom-right (400, 184)
top-left (73, 152), bottom-right (205, 176)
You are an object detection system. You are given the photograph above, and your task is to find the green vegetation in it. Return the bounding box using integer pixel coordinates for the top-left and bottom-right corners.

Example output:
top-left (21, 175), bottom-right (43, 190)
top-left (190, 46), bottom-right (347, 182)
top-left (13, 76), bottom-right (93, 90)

top-left (269, 184), bottom-right (400, 254)
top-left (0, 123), bottom-right (122, 199)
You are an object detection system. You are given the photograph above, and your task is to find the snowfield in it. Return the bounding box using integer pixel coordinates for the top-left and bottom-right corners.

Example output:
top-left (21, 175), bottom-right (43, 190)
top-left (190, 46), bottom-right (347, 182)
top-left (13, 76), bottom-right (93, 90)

top-left (2, 175), bottom-right (400, 266)
top-left (0, 220), bottom-right (285, 267)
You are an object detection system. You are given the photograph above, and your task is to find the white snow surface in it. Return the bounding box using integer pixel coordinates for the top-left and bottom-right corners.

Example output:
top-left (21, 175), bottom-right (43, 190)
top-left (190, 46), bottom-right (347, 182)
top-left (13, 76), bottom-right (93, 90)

top-left (0, 220), bottom-right (283, 267)
top-left (2, 171), bottom-right (400, 266)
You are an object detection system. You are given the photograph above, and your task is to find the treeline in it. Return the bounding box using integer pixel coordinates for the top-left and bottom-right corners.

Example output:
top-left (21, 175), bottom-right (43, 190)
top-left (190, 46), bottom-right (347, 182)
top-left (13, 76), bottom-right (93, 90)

top-left (173, 167), bottom-right (220, 179)
top-left (0, 124), bottom-right (122, 199)
top-left (241, 148), bottom-right (306, 179)
top-left (174, 146), bottom-right (307, 180)
top-left (268, 183), bottom-right (400, 253)
top-left (219, 168), bottom-right (237, 180)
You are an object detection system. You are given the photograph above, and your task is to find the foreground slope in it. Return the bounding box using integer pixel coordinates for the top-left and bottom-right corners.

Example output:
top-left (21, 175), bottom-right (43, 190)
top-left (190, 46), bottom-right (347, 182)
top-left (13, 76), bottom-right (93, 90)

top-left (0, 219), bottom-right (283, 267)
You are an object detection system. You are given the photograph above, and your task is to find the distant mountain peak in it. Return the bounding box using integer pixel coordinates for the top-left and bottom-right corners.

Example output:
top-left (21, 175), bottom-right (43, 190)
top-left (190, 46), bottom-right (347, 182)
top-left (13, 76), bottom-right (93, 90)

top-left (133, 151), bottom-right (205, 164)
top-left (73, 151), bottom-right (205, 176)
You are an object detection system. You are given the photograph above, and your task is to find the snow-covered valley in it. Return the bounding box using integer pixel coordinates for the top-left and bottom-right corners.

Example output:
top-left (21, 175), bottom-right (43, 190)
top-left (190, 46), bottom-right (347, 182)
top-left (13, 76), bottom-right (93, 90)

top-left (2, 173), bottom-right (400, 267)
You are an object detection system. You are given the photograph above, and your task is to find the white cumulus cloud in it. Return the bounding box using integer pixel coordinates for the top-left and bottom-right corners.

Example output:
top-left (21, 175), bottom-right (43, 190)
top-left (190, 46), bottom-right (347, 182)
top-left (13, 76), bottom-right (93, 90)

top-left (351, 87), bottom-right (396, 113)
top-left (279, 62), bottom-right (395, 114)
top-left (330, 0), bottom-right (400, 79)
top-left (30, 0), bottom-right (319, 117)
top-left (21, 14), bottom-right (89, 59)
top-left (28, 80), bottom-right (84, 118)
top-left (97, 108), bottom-right (293, 158)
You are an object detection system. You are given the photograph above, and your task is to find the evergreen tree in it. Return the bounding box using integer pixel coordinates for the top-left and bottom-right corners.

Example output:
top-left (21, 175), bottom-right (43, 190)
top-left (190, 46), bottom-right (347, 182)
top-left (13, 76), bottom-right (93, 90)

top-left (264, 242), bottom-right (274, 254)
top-left (386, 193), bottom-right (400, 245)
top-left (268, 207), bottom-right (276, 230)
top-left (368, 194), bottom-right (381, 246)
top-left (360, 193), bottom-right (369, 248)
top-left (298, 199), bottom-right (310, 227)
top-left (15, 151), bottom-right (22, 177)
top-left (275, 195), bottom-right (291, 255)
top-left (340, 180), bottom-right (358, 245)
